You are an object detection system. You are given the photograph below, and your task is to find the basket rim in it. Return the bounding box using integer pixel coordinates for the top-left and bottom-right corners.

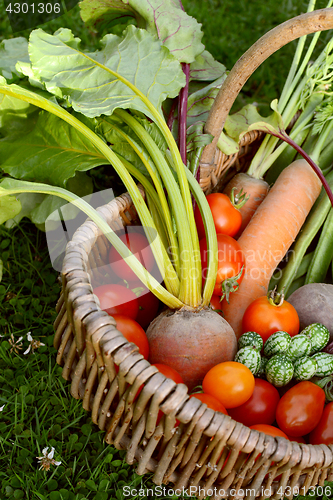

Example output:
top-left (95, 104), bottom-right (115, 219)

top-left (59, 188), bottom-right (333, 469)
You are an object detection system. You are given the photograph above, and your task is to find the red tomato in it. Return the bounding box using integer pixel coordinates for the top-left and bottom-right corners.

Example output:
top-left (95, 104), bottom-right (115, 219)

top-left (128, 281), bottom-right (160, 329)
top-left (242, 295), bottom-right (299, 342)
top-left (309, 402), bottom-right (333, 445)
top-left (94, 284), bottom-right (139, 320)
top-left (228, 379), bottom-right (280, 427)
top-left (112, 314), bottom-right (149, 360)
top-left (276, 381), bottom-right (325, 437)
top-left (109, 230), bottom-right (154, 282)
top-left (200, 234), bottom-right (245, 297)
top-left (194, 193), bottom-right (242, 240)
top-left (202, 361), bottom-right (254, 409)
top-left (135, 363), bottom-right (184, 405)
top-left (190, 393), bottom-right (228, 415)
top-left (286, 435), bottom-right (306, 444)
top-left (153, 362), bottom-right (183, 427)
top-left (152, 363), bottom-right (184, 384)
top-left (209, 294), bottom-right (223, 315)
top-left (249, 424), bottom-right (289, 440)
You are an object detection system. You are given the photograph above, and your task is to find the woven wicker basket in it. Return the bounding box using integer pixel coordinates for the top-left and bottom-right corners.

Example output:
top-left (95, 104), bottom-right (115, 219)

top-left (54, 188), bottom-right (333, 500)
top-left (54, 10), bottom-right (333, 500)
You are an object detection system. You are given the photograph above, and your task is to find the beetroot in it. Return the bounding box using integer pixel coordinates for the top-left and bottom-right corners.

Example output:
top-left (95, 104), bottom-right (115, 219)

top-left (146, 308), bottom-right (237, 391)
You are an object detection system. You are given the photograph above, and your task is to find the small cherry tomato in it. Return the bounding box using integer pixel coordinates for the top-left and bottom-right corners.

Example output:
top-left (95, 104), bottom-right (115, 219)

top-left (194, 193), bottom-right (242, 240)
top-left (276, 381), bottom-right (325, 437)
top-left (202, 361), bottom-right (254, 409)
top-left (152, 363), bottom-right (184, 384)
top-left (309, 402), bottom-right (333, 445)
top-left (94, 284), bottom-right (139, 319)
top-left (249, 424), bottom-right (289, 440)
top-left (228, 379), bottom-right (280, 427)
top-left (109, 229), bottom-right (155, 282)
top-left (190, 393), bottom-right (228, 414)
top-left (200, 234), bottom-right (245, 299)
top-left (242, 290), bottom-right (299, 342)
top-left (112, 314), bottom-right (149, 360)
top-left (209, 294), bottom-right (223, 315)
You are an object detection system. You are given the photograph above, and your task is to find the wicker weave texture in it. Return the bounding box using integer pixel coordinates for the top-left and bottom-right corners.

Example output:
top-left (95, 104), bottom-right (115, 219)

top-left (199, 131), bottom-right (263, 194)
top-left (54, 189), bottom-right (333, 500)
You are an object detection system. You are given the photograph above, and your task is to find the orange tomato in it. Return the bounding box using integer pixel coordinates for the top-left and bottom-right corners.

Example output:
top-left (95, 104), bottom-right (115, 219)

top-left (190, 393), bottom-right (228, 414)
top-left (249, 424), bottom-right (289, 440)
top-left (152, 363), bottom-right (184, 384)
top-left (202, 361), bottom-right (254, 408)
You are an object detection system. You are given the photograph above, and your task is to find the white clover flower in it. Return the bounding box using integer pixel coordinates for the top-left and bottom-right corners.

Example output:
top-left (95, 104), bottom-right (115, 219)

top-left (23, 332), bottom-right (45, 355)
top-left (8, 334), bottom-right (23, 354)
top-left (36, 447), bottom-right (62, 471)
top-left (0, 404), bottom-right (5, 412)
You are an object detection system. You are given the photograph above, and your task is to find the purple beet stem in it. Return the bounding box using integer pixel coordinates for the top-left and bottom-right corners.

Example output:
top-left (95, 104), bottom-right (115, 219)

top-left (280, 131), bottom-right (333, 208)
top-left (178, 63), bottom-right (190, 165)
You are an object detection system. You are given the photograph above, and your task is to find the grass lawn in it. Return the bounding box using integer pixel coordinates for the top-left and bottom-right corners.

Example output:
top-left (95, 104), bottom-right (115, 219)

top-left (1, 0), bottom-right (333, 499)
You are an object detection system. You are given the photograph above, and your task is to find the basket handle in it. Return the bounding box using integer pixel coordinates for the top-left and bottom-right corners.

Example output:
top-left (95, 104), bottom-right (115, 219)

top-left (200, 8), bottom-right (333, 166)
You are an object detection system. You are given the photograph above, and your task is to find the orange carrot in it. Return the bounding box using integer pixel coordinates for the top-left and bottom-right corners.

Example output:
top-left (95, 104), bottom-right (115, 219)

top-left (221, 160), bottom-right (322, 338)
top-left (223, 173), bottom-right (269, 238)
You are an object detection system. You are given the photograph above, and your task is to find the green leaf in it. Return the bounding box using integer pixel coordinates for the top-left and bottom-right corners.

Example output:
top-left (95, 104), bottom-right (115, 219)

top-left (127, 0), bottom-right (204, 63)
top-left (0, 38), bottom-right (29, 81)
top-left (186, 121), bottom-right (213, 152)
top-left (216, 131), bottom-right (239, 155)
top-left (4, 172), bottom-right (93, 229)
top-left (224, 100), bottom-right (285, 143)
top-left (80, 0), bottom-right (138, 32)
top-left (0, 191), bottom-right (22, 224)
top-left (4, 192), bottom-right (45, 228)
top-left (186, 75), bottom-right (225, 127)
top-left (0, 92), bottom-right (36, 135)
top-left (80, 0), bottom-right (205, 63)
top-left (28, 26), bottom-right (185, 120)
top-left (0, 111), bottom-right (106, 186)
top-left (189, 50), bottom-right (226, 81)
top-left (15, 61), bottom-right (45, 90)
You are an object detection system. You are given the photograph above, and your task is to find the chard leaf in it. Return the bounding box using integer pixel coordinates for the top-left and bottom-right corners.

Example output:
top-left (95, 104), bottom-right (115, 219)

top-left (3, 171), bottom-right (93, 228)
top-left (0, 38), bottom-right (29, 81)
top-left (80, 0), bottom-right (139, 31)
top-left (216, 131), bottom-right (239, 155)
top-left (0, 93), bottom-right (37, 135)
top-left (0, 111), bottom-right (107, 186)
top-left (28, 26), bottom-right (185, 120)
top-left (0, 191), bottom-right (22, 224)
top-left (126, 0), bottom-right (204, 63)
top-left (15, 61), bottom-right (45, 90)
top-left (186, 75), bottom-right (225, 127)
top-left (4, 192), bottom-right (45, 228)
top-left (80, 0), bottom-right (204, 63)
top-left (186, 121), bottom-right (213, 152)
top-left (189, 50), bottom-right (226, 82)
top-left (223, 100), bottom-right (285, 143)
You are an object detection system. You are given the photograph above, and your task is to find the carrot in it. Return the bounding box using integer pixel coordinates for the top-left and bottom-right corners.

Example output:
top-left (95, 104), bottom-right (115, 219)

top-left (223, 173), bottom-right (270, 237)
top-left (221, 159), bottom-right (322, 338)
